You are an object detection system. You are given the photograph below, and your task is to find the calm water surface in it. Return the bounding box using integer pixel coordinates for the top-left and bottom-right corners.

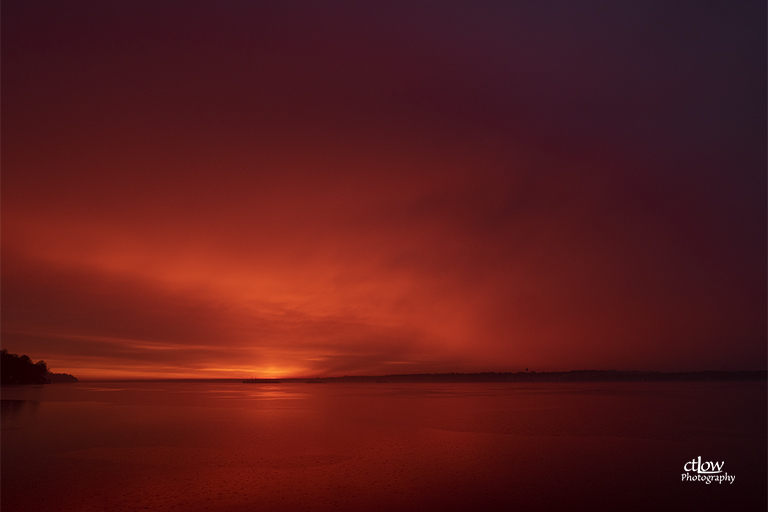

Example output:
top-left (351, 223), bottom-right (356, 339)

top-left (2, 381), bottom-right (765, 511)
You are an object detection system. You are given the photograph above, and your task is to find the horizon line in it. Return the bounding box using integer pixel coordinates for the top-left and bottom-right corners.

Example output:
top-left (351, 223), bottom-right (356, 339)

top-left (65, 369), bottom-right (768, 383)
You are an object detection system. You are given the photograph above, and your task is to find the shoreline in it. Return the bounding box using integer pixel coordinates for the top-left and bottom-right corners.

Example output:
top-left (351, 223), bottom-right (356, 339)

top-left (41, 370), bottom-right (768, 384)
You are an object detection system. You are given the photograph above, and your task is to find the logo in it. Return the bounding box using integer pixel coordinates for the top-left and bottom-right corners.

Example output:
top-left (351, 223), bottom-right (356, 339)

top-left (681, 456), bottom-right (734, 484)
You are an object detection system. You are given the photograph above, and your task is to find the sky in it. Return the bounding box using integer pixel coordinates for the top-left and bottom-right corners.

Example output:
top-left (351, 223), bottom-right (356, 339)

top-left (2, 0), bottom-right (766, 379)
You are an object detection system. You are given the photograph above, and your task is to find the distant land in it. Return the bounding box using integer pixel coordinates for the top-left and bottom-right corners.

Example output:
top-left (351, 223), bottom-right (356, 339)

top-left (92, 370), bottom-right (767, 383)
top-left (296, 370), bottom-right (767, 383)
top-left (0, 349), bottom-right (79, 385)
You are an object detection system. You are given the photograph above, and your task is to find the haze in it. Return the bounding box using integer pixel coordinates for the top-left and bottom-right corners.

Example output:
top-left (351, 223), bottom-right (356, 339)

top-left (2, 1), bottom-right (765, 379)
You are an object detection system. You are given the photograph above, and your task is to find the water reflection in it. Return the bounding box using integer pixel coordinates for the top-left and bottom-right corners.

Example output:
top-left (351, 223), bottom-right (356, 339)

top-left (1, 399), bottom-right (40, 432)
top-left (0, 382), bottom-right (765, 512)
top-left (76, 386), bottom-right (155, 392)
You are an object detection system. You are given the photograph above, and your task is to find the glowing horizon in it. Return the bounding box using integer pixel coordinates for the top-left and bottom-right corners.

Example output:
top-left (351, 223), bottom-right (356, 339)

top-left (2, 1), bottom-right (765, 380)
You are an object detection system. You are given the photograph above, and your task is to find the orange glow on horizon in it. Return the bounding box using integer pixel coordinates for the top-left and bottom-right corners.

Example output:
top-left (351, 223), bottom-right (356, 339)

top-left (2, 1), bottom-right (764, 378)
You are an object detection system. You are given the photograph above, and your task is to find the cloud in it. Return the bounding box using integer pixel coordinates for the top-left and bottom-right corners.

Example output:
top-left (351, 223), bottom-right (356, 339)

top-left (2, 1), bottom-right (764, 377)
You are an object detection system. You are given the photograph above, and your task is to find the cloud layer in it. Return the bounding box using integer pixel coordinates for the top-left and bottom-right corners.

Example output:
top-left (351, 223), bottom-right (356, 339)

top-left (2, 1), bottom-right (765, 378)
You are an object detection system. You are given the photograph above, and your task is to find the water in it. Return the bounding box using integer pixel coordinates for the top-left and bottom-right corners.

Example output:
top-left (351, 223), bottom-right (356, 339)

top-left (2, 381), bottom-right (765, 511)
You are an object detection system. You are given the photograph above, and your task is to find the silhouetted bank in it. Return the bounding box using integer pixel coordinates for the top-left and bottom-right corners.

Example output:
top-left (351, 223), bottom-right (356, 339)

top-left (1, 349), bottom-right (78, 385)
top-left (289, 370), bottom-right (767, 384)
top-left (243, 378), bottom-right (282, 383)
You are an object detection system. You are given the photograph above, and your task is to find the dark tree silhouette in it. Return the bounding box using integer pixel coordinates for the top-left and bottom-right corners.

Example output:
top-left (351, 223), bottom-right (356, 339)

top-left (1, 349), bottom-right (52, 384)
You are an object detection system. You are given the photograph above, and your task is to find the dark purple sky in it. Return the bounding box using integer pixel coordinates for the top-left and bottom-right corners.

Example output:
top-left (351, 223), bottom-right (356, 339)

top-left (2, 0), bottom-right (765, 379)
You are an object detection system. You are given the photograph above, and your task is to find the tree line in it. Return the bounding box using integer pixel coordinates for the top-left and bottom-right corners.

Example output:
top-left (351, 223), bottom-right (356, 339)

top-left (1, 349), bottom-right (53, 385)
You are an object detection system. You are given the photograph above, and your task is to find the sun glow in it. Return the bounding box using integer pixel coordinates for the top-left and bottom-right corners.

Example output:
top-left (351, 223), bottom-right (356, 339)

top-left (236, 365), bottom-right (307, 379)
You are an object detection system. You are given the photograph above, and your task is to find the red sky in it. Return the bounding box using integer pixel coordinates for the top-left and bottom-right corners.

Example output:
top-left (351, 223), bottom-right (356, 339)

top-left (2, 1), bottom-right (765, 379)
